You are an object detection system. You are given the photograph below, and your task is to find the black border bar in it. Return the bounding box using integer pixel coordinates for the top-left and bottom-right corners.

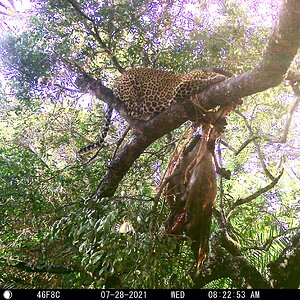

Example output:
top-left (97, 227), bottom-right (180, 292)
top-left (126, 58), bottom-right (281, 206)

top-left (1, 289), bottom-right (300, 300)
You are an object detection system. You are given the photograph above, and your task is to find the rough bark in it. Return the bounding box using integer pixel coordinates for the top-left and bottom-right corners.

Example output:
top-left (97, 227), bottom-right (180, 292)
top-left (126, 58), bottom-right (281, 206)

top-left (74, 0), bottom-right (300, 199)
top-left (268, 230), bottom-right (300, 288)
top-left (193, 229), bottom-right (271, 289)
top-left (199, 0), bottom-right (300, 108)
top-left (193, 229), bottom-right (300, 289)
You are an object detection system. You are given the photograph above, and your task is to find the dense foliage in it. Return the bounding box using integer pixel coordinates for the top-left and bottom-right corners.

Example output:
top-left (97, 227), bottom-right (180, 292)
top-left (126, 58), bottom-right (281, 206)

top-left (0, 0), bottom-right (299, 289)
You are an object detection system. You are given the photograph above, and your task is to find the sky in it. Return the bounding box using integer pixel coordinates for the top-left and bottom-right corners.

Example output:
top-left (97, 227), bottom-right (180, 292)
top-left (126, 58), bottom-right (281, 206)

top-left (0, 0), bottom-right (280, 23)
top-left (0, 0), bottom-right (33, 36)
top-left (0, 0), bottom-right (31, 13)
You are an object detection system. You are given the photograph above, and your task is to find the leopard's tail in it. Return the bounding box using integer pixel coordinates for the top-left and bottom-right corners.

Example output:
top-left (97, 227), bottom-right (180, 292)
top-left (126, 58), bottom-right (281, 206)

top-left (78, 106), bottom-right (113, 154)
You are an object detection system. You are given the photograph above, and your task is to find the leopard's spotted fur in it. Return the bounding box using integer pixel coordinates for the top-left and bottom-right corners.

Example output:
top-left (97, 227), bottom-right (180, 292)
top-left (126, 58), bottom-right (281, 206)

top-left (113, 68), bottom-right (226, 120)
top-left (79, 67), bottom-right (226, 154)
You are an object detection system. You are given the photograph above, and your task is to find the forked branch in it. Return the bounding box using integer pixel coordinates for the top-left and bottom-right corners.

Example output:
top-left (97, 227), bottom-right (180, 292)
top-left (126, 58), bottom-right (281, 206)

top-left (75, 0), bottom-right (300, 199)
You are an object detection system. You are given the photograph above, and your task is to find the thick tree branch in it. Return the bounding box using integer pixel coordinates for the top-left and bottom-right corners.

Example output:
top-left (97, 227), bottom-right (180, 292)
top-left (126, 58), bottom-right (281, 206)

top-left (76, 0), bottom-right (300, 199)
top-left (94, 105), bottom-right (188, 198)
top-left (268, 230), bottom-right (300, 288)
top-left (193, 224), bottom-right (300, 289)
top-left (198, 0), bottom-right (300, 108)
top-left (193, 229), bottom-right (270, 288)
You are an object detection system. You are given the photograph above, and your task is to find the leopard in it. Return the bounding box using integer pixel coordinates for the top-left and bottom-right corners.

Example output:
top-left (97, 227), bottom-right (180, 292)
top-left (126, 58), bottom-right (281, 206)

top-left (79, 67), bottom-right (226, 154)
top-left (113, 67), bottom-right (227, 120)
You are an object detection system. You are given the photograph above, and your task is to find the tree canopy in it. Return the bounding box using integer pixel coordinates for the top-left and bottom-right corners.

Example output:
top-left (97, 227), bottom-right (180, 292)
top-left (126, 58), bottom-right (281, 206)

top-left (0, 0), bottom-right (300, 290)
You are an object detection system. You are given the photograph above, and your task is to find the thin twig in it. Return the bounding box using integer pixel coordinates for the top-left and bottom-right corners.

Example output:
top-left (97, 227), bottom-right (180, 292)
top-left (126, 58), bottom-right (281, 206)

top-left (226, 169), bottom-right (284, 218)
